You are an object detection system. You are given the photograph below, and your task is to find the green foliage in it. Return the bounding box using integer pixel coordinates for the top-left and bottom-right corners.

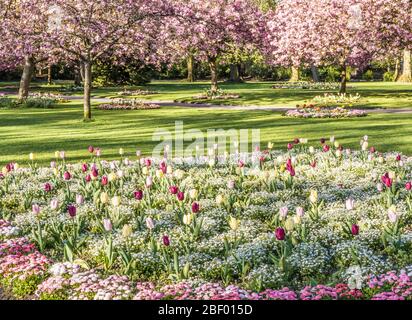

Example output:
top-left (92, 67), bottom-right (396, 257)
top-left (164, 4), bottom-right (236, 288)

top-left (383, 71), bottom-right (395, 82)
top-left (362, 70), bottom-right (374, 81)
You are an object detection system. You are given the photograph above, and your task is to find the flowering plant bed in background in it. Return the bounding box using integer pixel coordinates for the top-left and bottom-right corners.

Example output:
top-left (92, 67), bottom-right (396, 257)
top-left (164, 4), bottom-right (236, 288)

top-left (97, 98), bottom-right (160, 110)
top-left (116, 89), bottom-right (159, 96)
top-left (311, 93), bottom-right (363, 108)
top-left (272, 82), bottom-right (344, 91)
top-left (28, 92), bottom-right (68, 103)
top-left (176, 89), bottom-right (240, 104)
top-left (1, 137), bottom-right (412, 300)
top-left (285, 106), bottom-right (367, 118)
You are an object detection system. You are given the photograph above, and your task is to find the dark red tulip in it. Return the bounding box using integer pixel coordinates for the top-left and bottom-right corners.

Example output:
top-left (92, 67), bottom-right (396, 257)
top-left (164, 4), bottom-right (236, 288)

top-left (162, 235), bottom-right (170, 246)
top-left (145, 158), bottom-right (152, 167)
top-left (160, 162), bottom-right (167, 173)
top-left (406, 182), bottom-right (412, 191)
top-left (381, 173), bottom-right (392, 188)
top-left (67, 205), bottom-right (76, 218)
top-left (320, 138), bottom-right (326, 144)
top-left (81, 163), bottom-right (88, 172)
top-left (44, 183), bottom-right (52, 192)
top-left (370, 147), bottom-right (376, 153)
top-left (351, 224), bottom-right (359, 236)
top-left (322, 145), bottom-right (330, 152)
top-left (238, 161), bottom-right (245, 168)
top-left (338, 145), bottom-right (343, 151)
top-left (134, 190), bottom-right (143, 200)
top-left (63, 171), bottom-right (71, 180)
top-left (294, 138), bottom-right (300, 144)
top-left (275, 227), bottom-right (285, 241)
top-left (101, 175), bottom-right (108, 186)
top-left (192, 202), bottom-right (200, 213)
top-left (169, 186), bottom-right (179, 195)
top-left (177, 191), bottom-right (185, 201)
top-left (396, 154), bottom-right (401, 161)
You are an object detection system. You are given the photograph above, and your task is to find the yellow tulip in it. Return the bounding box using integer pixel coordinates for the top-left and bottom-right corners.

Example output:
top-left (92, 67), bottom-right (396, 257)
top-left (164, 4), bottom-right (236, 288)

top-left (29, 153), bottom-right (34, 161)
top-left (122, 224), bottom-right (133, 238)
top-left (228, 216), bottom-right (240, 231)
top-left (100, 192), bottom-right (109, 204)
top-left (309, 190), bottom-right (318, 203)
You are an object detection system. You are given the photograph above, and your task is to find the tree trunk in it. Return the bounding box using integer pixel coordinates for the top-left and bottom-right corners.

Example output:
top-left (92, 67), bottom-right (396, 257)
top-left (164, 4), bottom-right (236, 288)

top-left (187, 54), bottom-right (195, 82)
top-left (398, 49), bottom-right (412, 82)
top-left (208, 57), bottom-right (219, 93)
top-left (47, 65), bottom-right (52, 85)
top-left (339, 64), bottom-right (347, 94)
top-left (83, 61), bottom-right (92, 120)
top-left (229, 64), bottom-right (241, 82)
top-left (393, 58), bottom-right (400, 82)
top-left (289, 66), bottom-right (300, 82)
top-left (18, 55), bottom-right (35, 100)
top-left (311, 65), bottom-right (320, 82)
top-left (79, 62), bottom-right (85, 82)
top-left (74, 64), bottom-right (82, 86)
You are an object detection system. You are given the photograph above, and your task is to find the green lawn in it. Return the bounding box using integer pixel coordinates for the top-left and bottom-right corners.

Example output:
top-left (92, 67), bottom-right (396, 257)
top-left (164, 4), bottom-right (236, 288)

top-left (1, 80), bottom-right (412, 166)
top-left (0, 101), bottom-right (412, 165)
top-left (2, 80), bottom-right (412, 108)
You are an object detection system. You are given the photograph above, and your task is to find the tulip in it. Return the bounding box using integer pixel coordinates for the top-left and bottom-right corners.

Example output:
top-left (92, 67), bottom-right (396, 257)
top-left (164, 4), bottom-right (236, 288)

top-left (309, 146), bottom-right (315, 154)
top-left (309, 190), bottom-right (318, 203)
top-left (361, 141), bottom-right (368, 151)
top-left (322, 145), bottom-right (330, 152)
top-left (54, 151), bottom-right (60, 158)
top-left (228, 216), bottom-right (240, 231)
top-left (296, 207), bottom-right (304, 217)
top-left (50, 161), bottom-right (56, 168)
top-left (189, 189), bottom-right (198, 199)
top-left (134, 190), bottom-right (143, 200)
top-left (91, 168), bottom-right (99, 178)
top-left (119, 148), bottom-right (124, 156)
top-left (95, 148), bottom-right (101, 157)
top-left (287, 143), bottom-right (293, 150)
top-left (60, 151), bottom-right (65, 159)
top-left (345, 199), bottom-right (355, 210)
top-left (124, 158), bottom-right (130, 166)
top-left (192, 202), bottom-right (200, 213)
top-left (279, 206), bottom-right (288, 218)
top-left (136, 150), bottom-right (141, 157)
top-left (351, 224), bottom-right (359, 236)
top-left (238, 161), bottom-right (245, 168)
top-left (363, 135), bottom-right (368, 141)
top-left (227, 180), bottom-right (235, 189)
top-left (216, 194), bottom-right (224, 205)
top-left (32, 204), bottom-right (41, 215)
top-left (294, 138), bottom-right (300, 144)
top-left (334, 141), bottom-right (340, 148)
top-left (122, 224), bottom-right (133, 238)
top-left (81, 163), bottom-right (88, 172)
top-left (76, 194), bottom-right (84, 205)
top-left (370, 147), bottom-right (376, 153)
top-left (146, 176), bottom-right (153, 188)
top-left (293, 216), bottom-right (301, 225)
top-left (88, 146), bottom-right (94, 153)
top-left (29, 153), bottom-right (34, 161)
top-left (320, 138), bottom-right (326, 144)
top-left (208, 159), bottom-right (215, 167)
top-left (388, 206), bottom-right (398, 223)
top-left (50, 199), bottom-right (59, 210)
top-left (268, 142), bottom-right (274, 149)
top-left (183, 214), bottom-right (192, 225)
top-left (44, 183), bottom-right (52, 192)
top-left (101, 175), bottom-right (109, 186)
top-left (145, 158), bottom-right (152, 167)
top-left (162, 235), bottom-right (170, 246)
top-left (275, 227), bottom-right (285, 241)
top-left (377, 183), bottom-right (384, 192)
top-left (406, 182), bottom-right (412, 191)
top-left (63, 171), bottom-right (71, 180)
top-left (67, 205), bottom-right (76, 218)
top-left (177, 191), bottom-right (185, 201)
top-left (146, 217), bottom-right (155, 230)
top-left (285, 218), bottom-right (295, 231)
top-left (166, 165), bottom-right (173, 174)
top-left (310, 161), bottom-right (316, 168)
top-left (111, 196), bottom-right (121, 207)
top-left (100, 192), bottom-right (109, 204)
top-left (103, 219), bottom-right (113, 232)
top-left (85, 174), bottom-right (91, 183)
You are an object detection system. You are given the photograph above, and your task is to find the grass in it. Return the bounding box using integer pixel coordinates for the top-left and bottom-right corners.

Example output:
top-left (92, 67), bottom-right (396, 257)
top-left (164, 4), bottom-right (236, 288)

top-left (1, 80), bottom-right (412, 165)
top-left (0, 101), bottom-right (412, 165)
top-left (2, 80), bottom-right (412, 108)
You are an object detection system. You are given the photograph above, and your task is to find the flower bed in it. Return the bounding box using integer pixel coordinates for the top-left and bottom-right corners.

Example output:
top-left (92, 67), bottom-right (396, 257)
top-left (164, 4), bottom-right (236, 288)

top-left (1, 137), bottom-right (412, 300)
top-left (285, 106), bottom-right (367, 118)
top-left (116, 89), bottom-right (159, 96)
top-left (97, 98), bottom-right (160, 110)
top-left (272, 82), bottom-right (343, 90)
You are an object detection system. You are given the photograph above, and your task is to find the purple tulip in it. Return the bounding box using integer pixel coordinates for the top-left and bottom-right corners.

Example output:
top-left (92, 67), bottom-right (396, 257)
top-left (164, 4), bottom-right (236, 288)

top-left (177, 191), bottom-right (185, 201)
top-left (275, 227), bottom-right (286, 241)
top-left (192, 202), bottom-right (200, 213)
top-left (63, 171), bottom-right (71, 181)
top-left (134, 190), bottom-right (143, 200)
top-left (351, 224), bottom-right (359, 236)
top-left (162, 235), bottom-right (170, 246)
top-left (81, 163), bottom-right (88, 172)
top-left (169, 186), bottom-right (179, 195)
top-left (67, 205), bottom-right (77, 218)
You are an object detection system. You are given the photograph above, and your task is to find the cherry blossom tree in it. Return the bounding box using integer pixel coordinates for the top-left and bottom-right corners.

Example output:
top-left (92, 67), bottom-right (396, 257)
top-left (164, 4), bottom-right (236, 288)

top-left (172, 0), bottom-right (267, 92)
top-left (266, 0), bottom-right (379, 93)
top-left (0, 0), bottom-right (53, 99)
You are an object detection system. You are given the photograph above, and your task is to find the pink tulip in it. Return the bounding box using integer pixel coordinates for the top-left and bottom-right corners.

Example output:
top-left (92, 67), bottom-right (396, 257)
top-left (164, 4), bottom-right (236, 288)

top-left (101, 176), bottom-right (108, 186)
top-left (32, 204), bottom-right (41, 215)
top-left (95, 148), bottom-right (101, 157)
top-left (146, 217), bottom-right (155, 230)
top-left (287, 143), bottom-right (293, 150)
top-left (63, 171), bottom-right (71, 181)
top-left (76, 194), bottom-right (84, 205)
top-left (50, 199), bottom-right (59, 210)
top-left (145, 158), bottom-right (152, 167)
top-left (351, 224), bottom-right (359, 236)
top-left (44, 183), bottom-right (52, 192)
top-left (88, 146), bottom-right (94, 153)
top-left (85, 174), bottom-right (91, 183)
top-left (322, 145), bottom-right (330, 152)
top-left (146, 176), bottom-right (153, 188)
top-left (103, 219), bottom-right (113, 232)
top-left (296, 207), bottom-right (304, 217)
top-left (406, 182), bottom-right (412, 191)
top-left (81, 163), bottom-right (88, 172)
top-left (177, 191), bottom-right (185, 201)
top-left (50, 161), bottom-right (56, 168)
top-left (169, 186), bottom-right (179, 195)
top-left (279, 206), bottom-right (288, 218)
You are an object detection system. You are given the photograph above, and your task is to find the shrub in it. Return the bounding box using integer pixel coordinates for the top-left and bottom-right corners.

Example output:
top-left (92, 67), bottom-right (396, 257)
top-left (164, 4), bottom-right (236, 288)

top-left (383, 71), bottom-right (394, 82)
top-left (362, 70), bottom-right (374, 81)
